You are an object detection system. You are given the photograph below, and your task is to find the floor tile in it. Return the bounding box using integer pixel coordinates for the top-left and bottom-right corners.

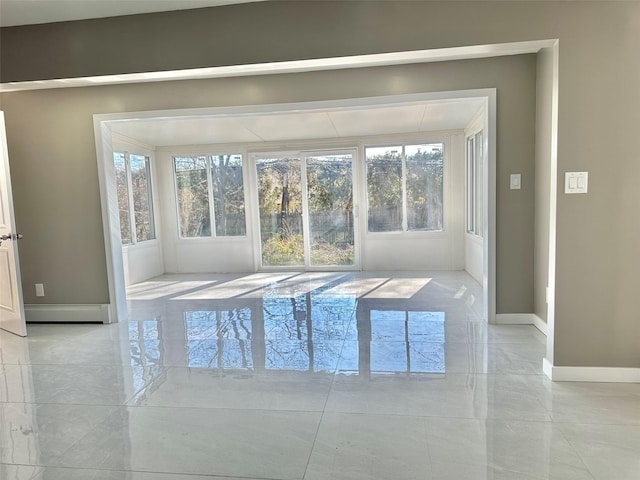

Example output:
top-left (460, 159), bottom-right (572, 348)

top-left (486, 343), bottom-right (545, 374)
top-left (523, 379), bottom-right (640, 425)
top-left (30, 466), bottom-right (270, 479)
top-left (425, 418), bottom-right (594, 479)
top-left (1, 272), bottom-right (637, 480)
top-left (0, 364), bottom-right (155, 405)
top-left (429, 460), bottom-right (595, 480)
top-left (129, 366), bottom-right (334, 411)
top-left (305, 412), bottom-right (432, 480)
top-left (0, 464), bottom-right (43, 480)
top-left (0, 403), bottom-right (117, 465)
top-left (326, 373), bottom-right (551, 421)
top-left (558, 423), bottom-right (640, 480)
top-left (56, 406), bottom-right (321, 479)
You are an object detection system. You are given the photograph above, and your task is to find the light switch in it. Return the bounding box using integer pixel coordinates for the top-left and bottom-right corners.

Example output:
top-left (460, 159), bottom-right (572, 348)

top-left (510, 174), bottom-right (521, 190)
top-left (565, 172), bottom-right (588, 194)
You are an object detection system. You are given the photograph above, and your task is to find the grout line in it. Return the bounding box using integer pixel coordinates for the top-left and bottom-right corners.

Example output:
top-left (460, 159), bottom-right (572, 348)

top-left (300, 297), bottom-right (357, 479)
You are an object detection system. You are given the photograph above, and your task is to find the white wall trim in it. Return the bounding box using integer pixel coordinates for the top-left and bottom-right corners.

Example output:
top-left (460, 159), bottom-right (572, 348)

top-left (94, 122), bottom-right (127, 323)
top-left (25, 304), bottom-right (111, 324)
top-left (485, 93), bottom-right (496, 324)
top-left (531, 314), bottom-right (547, 335)
top-left (545, 41), bottom-right (560, 369)
top-left (543, 358), bottom-right (640, 383)
top-left (495, 313), bottom-right (547, 335)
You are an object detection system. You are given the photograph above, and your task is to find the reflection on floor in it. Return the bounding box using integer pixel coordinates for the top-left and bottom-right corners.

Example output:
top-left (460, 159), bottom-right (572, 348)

top-left (0, 271), bottom-right (638, 480)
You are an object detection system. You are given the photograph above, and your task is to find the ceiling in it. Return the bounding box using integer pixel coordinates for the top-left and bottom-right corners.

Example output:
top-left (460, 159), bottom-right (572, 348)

top-left (108, 100), bottom-right (485, 147)
top-left (0, 0), bottom-right (259, 27)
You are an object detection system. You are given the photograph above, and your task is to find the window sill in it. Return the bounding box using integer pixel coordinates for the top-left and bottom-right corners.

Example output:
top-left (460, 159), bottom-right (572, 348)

top-left (122, 239), bottom-right (160, 250)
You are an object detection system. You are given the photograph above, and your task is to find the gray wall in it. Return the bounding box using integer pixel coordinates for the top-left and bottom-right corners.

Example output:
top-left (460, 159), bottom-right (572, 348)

top-left (0, 56), bottom-right (537, 310)
top-left (1, 1), bottom-right (639, 369)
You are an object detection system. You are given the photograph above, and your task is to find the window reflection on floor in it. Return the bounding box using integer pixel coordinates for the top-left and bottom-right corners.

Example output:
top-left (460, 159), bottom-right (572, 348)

top-left (369, 310), bottom-right (445, 374)
top-left (129, 319), bottom-right (161, 366)
top-left (129, 292), bottom-right (446, 375)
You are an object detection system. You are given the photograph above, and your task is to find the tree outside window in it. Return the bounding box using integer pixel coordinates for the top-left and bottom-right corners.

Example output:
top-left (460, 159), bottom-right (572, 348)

top-left (113, 152), bottom-right (156, 245)
top-left (366, 143), bottom-right (443, 233)
top-left (174, 154), bottom-right (247, 238)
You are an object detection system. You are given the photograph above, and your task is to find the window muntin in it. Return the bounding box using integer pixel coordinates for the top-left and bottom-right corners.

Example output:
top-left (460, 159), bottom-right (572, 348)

top-left (466, 131), bottom-right (483, 237)
top-left (366, 143), bottom-right (444, 233)
top-left (174, 154), bottom-right (246, 238)
top-left (113, 151), bottom-right (155, 245)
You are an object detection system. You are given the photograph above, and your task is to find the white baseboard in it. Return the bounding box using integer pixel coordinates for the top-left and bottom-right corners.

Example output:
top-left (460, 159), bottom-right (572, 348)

top-left (494, 313), bottom-right (547, 335)
top-left (24, 304), bottom-right (111, 324)
top-left (543, 358), bottom-right (640, 383)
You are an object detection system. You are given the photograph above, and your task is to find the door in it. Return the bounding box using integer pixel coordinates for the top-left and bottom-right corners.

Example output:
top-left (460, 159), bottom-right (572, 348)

top-left (0, 111), bottom-right (26, 336)
top-left (254, 150), bottom-right (358, 269)
top-left (304, 151), bottom-right (356, 268)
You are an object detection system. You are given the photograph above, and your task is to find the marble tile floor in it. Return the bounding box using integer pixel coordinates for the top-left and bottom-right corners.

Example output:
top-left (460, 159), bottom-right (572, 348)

top-left (0, 271), bottom-right (638, 480)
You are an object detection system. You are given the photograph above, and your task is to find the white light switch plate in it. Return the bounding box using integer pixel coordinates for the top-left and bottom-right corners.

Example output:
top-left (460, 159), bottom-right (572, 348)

top-left (565, 172), bottom-right (588, 194)
top-left (510, 174), bottom-right (521, 190)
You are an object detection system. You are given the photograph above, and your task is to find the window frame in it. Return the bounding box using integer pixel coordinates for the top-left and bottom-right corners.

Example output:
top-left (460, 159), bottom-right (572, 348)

top-left (113, 151), bottom-right (156, 246)
top-left (172, 153), bottom-right (248, 239)
top-left (466, 130), bottom-right (483, 238)
top-left (364, 141), bottom-right (445, 234)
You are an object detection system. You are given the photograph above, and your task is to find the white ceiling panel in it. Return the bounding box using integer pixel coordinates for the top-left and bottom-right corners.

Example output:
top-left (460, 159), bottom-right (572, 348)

top-left (110, 116), bottom-right (262, 146)
top-left (239, 112), bottom-right (338, 142)
top-left (329, 104), bottom-right (426, 138)
top-left (107, 99), bottom-right (485, 147)
top-left (421, 101), bottom-right (484, 131)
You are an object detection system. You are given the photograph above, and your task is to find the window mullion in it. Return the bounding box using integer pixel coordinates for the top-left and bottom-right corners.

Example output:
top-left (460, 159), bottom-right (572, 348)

top-left (300, 154), bottom-right (312, 268)
top-left (207, 157), bottom-right (216, 237)
top-left (125, 153), bottom-right (137, 244)
top-left (145, 156), bottom-right (156, 240)
top-left (468, 138), bottom-right (473, 234)
top-left (401, 146), bottom-right (408, 232)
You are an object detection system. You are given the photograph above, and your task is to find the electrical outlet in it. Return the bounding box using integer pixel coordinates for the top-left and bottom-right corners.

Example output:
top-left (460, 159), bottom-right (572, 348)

top-left (35, 283), bottom-right (45, 297)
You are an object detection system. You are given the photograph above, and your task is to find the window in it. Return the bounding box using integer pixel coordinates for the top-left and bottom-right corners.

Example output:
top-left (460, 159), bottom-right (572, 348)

top-left (175, 157), bottom-right (211, 237)
top-left (113, 152), bottom-right (156, 245)
top-left (466, 131), bottom-right (483, 237)
top-left (130, 154), bottom-right (155, 242)
top-left (366, 143), bottom-right (443, 232)
top-left (174, 154), bottom-right (246, 238)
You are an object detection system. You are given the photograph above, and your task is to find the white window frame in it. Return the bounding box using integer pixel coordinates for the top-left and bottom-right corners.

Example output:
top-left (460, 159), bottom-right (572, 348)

top-left (173, 153), bottom-right (248, 239)
top-left (249, 148), bottom-right (361, 271)
top-left (364, 140), bottom-right (446, 234)
top-left (466, 130), bottom-right (483, 237)
top-left (114, 151), bottom-right (156, 245)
